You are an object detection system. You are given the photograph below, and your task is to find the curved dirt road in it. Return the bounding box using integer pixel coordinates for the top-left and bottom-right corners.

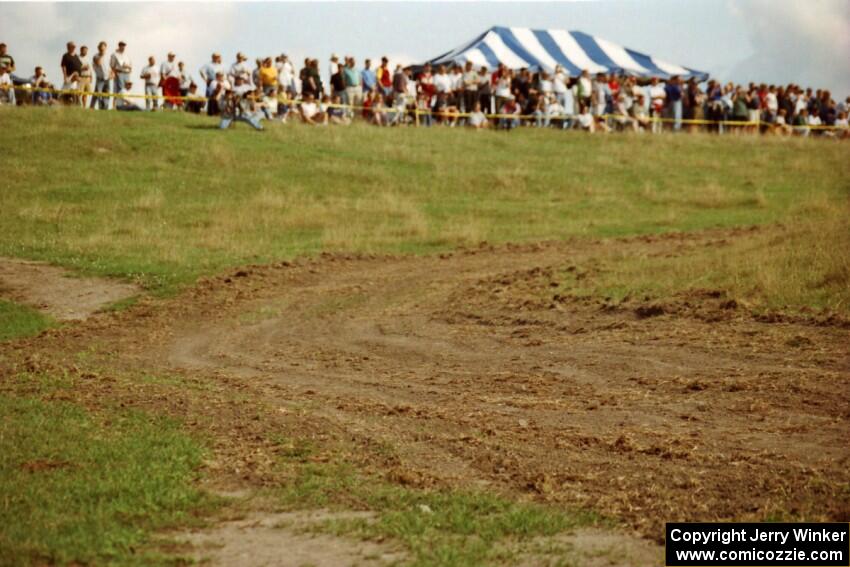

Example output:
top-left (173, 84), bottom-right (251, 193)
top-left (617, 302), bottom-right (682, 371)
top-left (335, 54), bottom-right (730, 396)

top-left (139, 232), bottom-right (850, 537)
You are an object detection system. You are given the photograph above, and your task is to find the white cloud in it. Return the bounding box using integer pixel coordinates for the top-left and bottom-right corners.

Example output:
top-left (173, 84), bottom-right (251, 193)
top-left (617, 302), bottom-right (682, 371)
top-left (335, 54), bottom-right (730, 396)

top-left (728, 0), bottom-right (850, 96)
top-left (1, 3), bottom-right (237, 93)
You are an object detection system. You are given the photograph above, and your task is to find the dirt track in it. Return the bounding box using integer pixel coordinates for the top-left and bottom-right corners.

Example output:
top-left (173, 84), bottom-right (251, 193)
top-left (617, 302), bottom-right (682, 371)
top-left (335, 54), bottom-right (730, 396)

top-left (5, 230), bottom-right (850, 545)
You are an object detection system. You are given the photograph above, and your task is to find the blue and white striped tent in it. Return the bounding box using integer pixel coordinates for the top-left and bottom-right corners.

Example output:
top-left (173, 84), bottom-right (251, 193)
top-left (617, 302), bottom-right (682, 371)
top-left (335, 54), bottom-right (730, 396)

top-left (428, 26), bottom-right (708, 80)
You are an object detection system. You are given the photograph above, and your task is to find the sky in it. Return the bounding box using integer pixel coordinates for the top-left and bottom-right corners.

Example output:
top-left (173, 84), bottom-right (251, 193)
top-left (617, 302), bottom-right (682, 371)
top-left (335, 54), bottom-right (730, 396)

top-left (1, 1), bottom-right (848, 97)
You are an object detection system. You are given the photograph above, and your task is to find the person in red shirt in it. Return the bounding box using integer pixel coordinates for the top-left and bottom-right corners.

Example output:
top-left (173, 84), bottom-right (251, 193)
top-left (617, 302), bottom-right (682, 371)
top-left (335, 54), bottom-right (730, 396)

top-left (376, 56), bottom-right (392, 96)
top-left (608, 75), bottom-right (620, 99)
top-left (491, 63), bottom-right (506, 88)
top-left (417, 62), bottom-right (435, 107)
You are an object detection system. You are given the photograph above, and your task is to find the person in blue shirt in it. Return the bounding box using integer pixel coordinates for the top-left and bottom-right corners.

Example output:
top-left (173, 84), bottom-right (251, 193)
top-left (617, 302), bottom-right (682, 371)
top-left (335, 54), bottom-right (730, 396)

top-left (361, 59), bottom-right (377, 94)
top-left (664, 75), bottom-right (683, 131)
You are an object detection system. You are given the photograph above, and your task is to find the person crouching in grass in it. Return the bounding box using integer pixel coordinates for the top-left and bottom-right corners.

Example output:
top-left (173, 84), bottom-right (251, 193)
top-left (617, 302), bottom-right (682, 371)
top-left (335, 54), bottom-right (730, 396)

top-left (328, 95), bottom-right (351, 125)
top-left (300, 93), bottom-right (327, 125)
top-left (575, 104), bottom-right (595, 133)
top-left (498, 94), bottom-right (520, 130)
top-left (467, 102), bottom-right (489, 129)
top-left (115, 80), bottom-right (143, 111)
top-left (219, 76), bottom-right (263, 131)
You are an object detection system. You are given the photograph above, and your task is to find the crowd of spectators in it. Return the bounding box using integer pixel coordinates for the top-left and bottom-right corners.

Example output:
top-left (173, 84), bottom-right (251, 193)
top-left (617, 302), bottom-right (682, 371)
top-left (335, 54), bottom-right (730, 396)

top-left (0, 40), bottom-right (847, 138)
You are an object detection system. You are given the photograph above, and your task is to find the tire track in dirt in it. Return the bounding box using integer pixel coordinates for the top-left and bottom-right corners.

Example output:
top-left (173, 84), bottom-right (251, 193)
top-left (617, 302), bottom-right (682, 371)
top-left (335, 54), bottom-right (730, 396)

top-left (5, 230), bottom-right (846, 546)
top-left (142, 232), bottom-right (850, 538)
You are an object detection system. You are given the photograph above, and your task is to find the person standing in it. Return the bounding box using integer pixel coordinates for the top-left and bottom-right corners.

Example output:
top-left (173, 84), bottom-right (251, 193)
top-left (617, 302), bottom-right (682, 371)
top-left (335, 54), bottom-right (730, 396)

top-left (309, 59), bottom-right (323, 96)
top-left (343, 57), bottom-right (362, 114)
top-left (110, 41), bottom-right (132, 109)
top-left (576, 69), bottom-right (592, 110)
top-left (0, 43), bottom-right (15, 76)
top-left (665, 75), bottom-right (683, 131)
top-left (230, 52), bottom-right (251, 86)
top-left (91, 41), bottom-right (110, 109)
top-left (275, 54), bottom-right (295, 96)
top-left (361, 59), bottom-right (376, 94)
top-left (461, 61), bottom-right (478, 114)
top-left (178, 62), bottom-right (191, 98)
top-left (330, 61), bottom-right (346, 104)
top-left (0, 63), bottom-right (15, 106)
top-left (376, 56), bottom-right (392, 97)
top-left (60, 41), bottom-right (82, 104)
top-left (647, 76), bottom-right (666, 133)
top-left (300, 58), bottom-right (316, 98)
top-left (160, 52), bottom-right (181, 109)
top-left (77, 45), bottom-right (93, 108)
top-left (160, 51), bottom-right (178, 82)
top-left (199, 53), bottom-right (224, 98)
top-left (140, 56), bottom-right (160, 111)
top-left (259, 57), bottom-right (278, 96)
top-left (391, 64), bottom-right (408, 107)
top-left (328, 54), bottom-right (341, 85)
top-left (591, 72), bottom-right (608, 117)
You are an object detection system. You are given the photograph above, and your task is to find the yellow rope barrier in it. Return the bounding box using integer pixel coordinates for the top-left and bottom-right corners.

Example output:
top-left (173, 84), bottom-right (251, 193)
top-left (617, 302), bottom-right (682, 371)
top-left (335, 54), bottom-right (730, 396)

top-left (1, 84), bottom-right (843, 131)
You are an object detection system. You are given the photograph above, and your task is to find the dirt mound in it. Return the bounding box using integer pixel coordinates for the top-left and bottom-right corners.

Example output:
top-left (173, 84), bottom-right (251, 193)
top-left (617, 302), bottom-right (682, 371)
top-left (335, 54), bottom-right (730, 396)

top-left (0, 257), bottom-right (140, 320)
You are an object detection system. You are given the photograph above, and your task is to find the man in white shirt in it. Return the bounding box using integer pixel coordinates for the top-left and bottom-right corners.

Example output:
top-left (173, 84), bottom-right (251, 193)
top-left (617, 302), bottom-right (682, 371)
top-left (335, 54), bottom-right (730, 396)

top-left (110, 41), bottom-right (131, 109)
top-left (276, 54), bottom-right (295, 96)
top-left (433, 65), bottom-right (452, 95)
top-left (592, 72), bottom-right (608, 117)
top-left (116, 80), bottom-right (142, 111)
top-left (199, 53), bottom-right (224, 96)
top-left (160, 52), bottom-right (178, 80)
top-left (461, 61), bottom-right (478, 114)
top-left (140, 55), bottom-right (160, 110)
top-left (538, 70), bottom-right (552, 94)
top-left (91, 41), bottom-right (111, 110)
top-left (553, 65), bottom-right (568, 106)
top-left (328, 54), bottom-right (340, 86)
top-left (159, 52), bottom-right (181, 109)
top-left (178, 62), bottom-right (192, 93)
top-left (229, 52), bottom-right (252, 86)
top-left (0, 64), bottom-right (14, 105)
top-left (449, 64), bottom-right (463, 97)
top-left (647, 77), bottom-right (666, 133)
top-left (765, 85), bottom-right (778, 122)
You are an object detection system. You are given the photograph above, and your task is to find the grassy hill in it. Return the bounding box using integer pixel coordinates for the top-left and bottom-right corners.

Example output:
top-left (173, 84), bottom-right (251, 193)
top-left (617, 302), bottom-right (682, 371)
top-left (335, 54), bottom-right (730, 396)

top-left (1, 108), bottom-right (849, 565)
top-left (2, 107), bottom-right (847, 302)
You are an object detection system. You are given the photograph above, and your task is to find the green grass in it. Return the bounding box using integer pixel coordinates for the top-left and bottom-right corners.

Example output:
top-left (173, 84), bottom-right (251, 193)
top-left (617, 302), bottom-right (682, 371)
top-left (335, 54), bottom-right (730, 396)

top-left (552, 205), bottom-right (850, 314)
top-left (1, 107), bottom-right (847, 565)
top-left (0, 300), bottom-right (54, 341)
top-left (0, 373), bottom-right (216, 566)
top-left (1, 106), bottom-right (847, 294)
top-left (275, 446), bottom-right (600, 566)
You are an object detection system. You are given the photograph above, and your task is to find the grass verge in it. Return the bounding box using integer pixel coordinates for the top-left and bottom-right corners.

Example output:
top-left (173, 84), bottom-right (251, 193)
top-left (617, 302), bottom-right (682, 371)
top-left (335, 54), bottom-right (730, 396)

top-left (1, 107), bottom-right (847, 294)
top-left (0, 372), bottom-right (217, 566)
top-left (555, 205), bottom-right (850, 315)
top-left (0, 300), bottom-right (54, 342)
top-left (275, 447), bottom-right (601, 566)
